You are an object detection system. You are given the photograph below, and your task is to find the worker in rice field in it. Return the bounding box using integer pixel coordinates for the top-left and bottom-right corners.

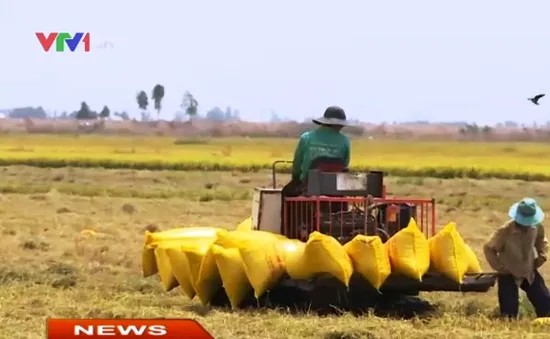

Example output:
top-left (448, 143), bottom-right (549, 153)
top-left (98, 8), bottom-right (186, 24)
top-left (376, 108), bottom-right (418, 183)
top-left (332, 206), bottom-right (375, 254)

top-left (290, 106), bottom-right (351, 182)
top-left (483, 197), bottom-right (550, 319)
top-left (280, 106), bottom-right (352, 234)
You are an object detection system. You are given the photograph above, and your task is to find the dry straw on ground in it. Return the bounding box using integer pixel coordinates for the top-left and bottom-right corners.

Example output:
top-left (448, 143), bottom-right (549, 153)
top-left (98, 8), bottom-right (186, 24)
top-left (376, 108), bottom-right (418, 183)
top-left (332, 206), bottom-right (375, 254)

top-left (1, 166), bottom-right (550, 338)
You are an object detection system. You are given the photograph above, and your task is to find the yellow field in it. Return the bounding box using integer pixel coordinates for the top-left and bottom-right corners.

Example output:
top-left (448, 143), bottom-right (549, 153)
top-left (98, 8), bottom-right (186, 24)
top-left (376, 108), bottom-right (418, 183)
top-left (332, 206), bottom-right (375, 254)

top-left (2, 134), bottom-right (550, 180)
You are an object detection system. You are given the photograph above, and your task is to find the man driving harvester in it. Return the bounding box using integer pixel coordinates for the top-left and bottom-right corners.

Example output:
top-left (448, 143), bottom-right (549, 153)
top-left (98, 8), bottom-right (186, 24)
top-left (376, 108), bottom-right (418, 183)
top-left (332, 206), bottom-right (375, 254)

top-left (280, 106), bottom-right (352, 232)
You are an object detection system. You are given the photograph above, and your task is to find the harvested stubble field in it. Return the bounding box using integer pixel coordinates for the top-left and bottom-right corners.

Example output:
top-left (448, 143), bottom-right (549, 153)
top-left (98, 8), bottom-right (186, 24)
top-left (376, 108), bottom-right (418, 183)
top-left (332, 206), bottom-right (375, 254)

top-left (1, 165), bottom-right (550, 339)
top-left (3, 134), bottom-right (550, 180)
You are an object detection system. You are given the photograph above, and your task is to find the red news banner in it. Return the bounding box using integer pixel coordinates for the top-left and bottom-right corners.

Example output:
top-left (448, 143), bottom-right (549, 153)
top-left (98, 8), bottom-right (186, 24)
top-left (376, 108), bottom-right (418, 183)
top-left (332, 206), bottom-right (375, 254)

top-left (47, 319), bottom-right (214, 339)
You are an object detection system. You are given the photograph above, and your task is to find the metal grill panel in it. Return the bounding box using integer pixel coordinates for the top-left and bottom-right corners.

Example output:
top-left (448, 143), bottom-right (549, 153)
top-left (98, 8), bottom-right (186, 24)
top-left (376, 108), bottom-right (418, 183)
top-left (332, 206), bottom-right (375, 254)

top-left (283, 196), bottom-right (436, 243)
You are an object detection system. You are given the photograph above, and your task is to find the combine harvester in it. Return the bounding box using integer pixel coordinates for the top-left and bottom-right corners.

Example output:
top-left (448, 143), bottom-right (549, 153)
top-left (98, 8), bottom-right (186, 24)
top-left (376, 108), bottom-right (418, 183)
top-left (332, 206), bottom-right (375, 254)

top-left (143, 160), bottom-right (498, 316)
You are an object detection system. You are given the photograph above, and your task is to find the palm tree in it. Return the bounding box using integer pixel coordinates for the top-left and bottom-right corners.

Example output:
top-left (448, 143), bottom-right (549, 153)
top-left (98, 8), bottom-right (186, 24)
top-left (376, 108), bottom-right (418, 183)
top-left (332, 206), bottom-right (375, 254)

top-left (136, 91), bottom-right (149, 112)
top-left (151, 84), bottom-right (165, 121)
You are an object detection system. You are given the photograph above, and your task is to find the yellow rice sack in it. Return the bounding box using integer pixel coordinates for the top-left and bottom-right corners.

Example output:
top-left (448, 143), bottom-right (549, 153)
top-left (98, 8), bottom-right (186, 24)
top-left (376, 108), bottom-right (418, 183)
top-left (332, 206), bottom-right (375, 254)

top-left (533, 317), bottom-right (550, 325)
top-left (286, 232), bottom-right (353, 286)
top-left (386, 218), bottom-right (430, 281)
top-left (214, 229), bottom-right (286, 249)
top-left (182, 238), bottom-right (221, 305)
top-left (154, 243), bottom-right (180, 291)
top-left (211, 245), bottom-right (252, 309)
top-left (428, 222), bottom-right (469, 283)
top-left (465, 243), bottom-right (482, 273)
top-left (344, 235), bottom-right (391, 290)
top-left (142, 227), bottom-right (223, 277)
top-left (181, 230), bottom-right (287, 305)
top-left (239, 240), bottom-right (286, 298)
top-left (214, 229), bottom-right (287, 299)
top-left (165, 246), bottom-right (196, 299)
top-left (236, 217), bottom-right (253, 231)
top-left (142, 246), bottom-right (159, 278)
top-left (280, 239), bottom-right (307, 278)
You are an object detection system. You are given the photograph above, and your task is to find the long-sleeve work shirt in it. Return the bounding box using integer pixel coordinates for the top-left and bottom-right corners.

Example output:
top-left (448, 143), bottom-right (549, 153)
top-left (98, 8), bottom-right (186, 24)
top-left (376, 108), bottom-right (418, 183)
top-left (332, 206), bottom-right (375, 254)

top-left (291, 126), bottom-right (350, 181)
top-left (483, 220), bottom-right (548, 286)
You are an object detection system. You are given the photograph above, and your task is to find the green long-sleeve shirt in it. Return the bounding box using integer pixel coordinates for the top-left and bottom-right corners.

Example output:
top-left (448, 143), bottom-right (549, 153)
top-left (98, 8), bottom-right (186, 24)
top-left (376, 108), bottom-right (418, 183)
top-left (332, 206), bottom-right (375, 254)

top-left (291, 126), bottom-right (351, 181)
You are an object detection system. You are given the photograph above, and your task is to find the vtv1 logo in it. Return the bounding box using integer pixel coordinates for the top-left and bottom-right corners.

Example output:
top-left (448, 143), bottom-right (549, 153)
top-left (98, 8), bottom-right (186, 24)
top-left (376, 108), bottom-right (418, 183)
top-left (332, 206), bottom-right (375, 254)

top-left (36, 32), bottom-right (91, 52)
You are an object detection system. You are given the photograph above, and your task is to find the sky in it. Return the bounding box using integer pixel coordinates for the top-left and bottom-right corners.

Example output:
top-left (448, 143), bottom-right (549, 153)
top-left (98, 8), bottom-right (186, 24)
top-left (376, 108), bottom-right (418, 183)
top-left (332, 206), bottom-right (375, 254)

top-left (1, 0), bottom-right (550, 124)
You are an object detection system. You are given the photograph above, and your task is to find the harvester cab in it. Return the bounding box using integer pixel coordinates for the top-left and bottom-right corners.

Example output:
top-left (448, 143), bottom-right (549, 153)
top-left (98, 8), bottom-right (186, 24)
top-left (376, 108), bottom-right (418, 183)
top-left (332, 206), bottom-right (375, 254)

top-left (252, 160), bottom-right (436, 244)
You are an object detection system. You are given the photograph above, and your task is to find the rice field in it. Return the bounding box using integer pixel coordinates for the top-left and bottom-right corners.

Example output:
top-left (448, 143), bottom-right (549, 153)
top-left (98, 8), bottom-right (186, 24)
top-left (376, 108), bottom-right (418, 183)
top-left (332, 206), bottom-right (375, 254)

top-left (2, 134), bottom-right (550, 180)
top-left (2, 166), bottom-right (550, 339)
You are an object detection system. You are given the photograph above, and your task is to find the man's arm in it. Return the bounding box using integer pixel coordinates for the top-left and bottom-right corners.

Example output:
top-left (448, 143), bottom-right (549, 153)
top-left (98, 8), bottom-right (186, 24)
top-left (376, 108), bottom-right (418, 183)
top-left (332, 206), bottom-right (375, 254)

top-left (343, 137), bottom-right (351, 169)
top-left (483, 227), bottom-right (507, 272)
top-left (535, 224), bottom-right (548, 266)
top-left (291, 134), bottom-right (307, 181)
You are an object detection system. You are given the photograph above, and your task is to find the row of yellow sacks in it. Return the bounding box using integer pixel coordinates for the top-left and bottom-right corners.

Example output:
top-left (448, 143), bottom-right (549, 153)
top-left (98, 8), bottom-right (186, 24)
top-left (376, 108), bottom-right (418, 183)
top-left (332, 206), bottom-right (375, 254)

top-left (142, 224), bottom-right (357, 309)
top-left (142, 217), bottom-right (481, 309)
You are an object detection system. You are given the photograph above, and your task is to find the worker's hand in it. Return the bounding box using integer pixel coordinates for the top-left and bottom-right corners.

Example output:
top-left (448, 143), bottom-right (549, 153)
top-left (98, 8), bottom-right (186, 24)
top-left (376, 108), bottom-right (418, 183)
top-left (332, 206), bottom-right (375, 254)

top-left (495, 265), bottom-right (508, 274)
top-left (535, 256), bottom-right (547, 268)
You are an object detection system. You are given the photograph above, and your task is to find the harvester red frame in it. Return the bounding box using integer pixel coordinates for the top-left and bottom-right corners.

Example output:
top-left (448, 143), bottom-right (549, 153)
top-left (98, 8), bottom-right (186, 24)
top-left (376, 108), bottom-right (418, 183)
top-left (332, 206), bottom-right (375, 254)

top-left (272, 160), bottom-right (436, 243)
top-left (283, 195), bottom-right (436, 242)
top-left (269, 160), bottom-right (497, 295)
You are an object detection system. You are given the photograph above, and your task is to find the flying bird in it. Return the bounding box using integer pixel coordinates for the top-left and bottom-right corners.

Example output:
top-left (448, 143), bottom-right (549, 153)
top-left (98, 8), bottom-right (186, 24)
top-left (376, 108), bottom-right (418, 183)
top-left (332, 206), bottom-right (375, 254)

top-left (528, 94), bottom-right (545, 105)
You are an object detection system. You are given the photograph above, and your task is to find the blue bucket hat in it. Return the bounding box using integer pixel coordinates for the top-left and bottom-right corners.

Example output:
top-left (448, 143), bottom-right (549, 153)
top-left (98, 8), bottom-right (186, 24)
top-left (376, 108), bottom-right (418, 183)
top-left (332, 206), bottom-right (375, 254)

top-left (508, 197), bottom-right (544, 227)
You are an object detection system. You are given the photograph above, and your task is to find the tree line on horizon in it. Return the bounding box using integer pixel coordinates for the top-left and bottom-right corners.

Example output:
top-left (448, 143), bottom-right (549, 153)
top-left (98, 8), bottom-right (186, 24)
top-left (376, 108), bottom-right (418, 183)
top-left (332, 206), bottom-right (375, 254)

top-left (4, 84), bottom-right (550, 129)
top-left (5, 84), bottom-right (243, 123)
top-left (7, 105), bottom-right (550, 130)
